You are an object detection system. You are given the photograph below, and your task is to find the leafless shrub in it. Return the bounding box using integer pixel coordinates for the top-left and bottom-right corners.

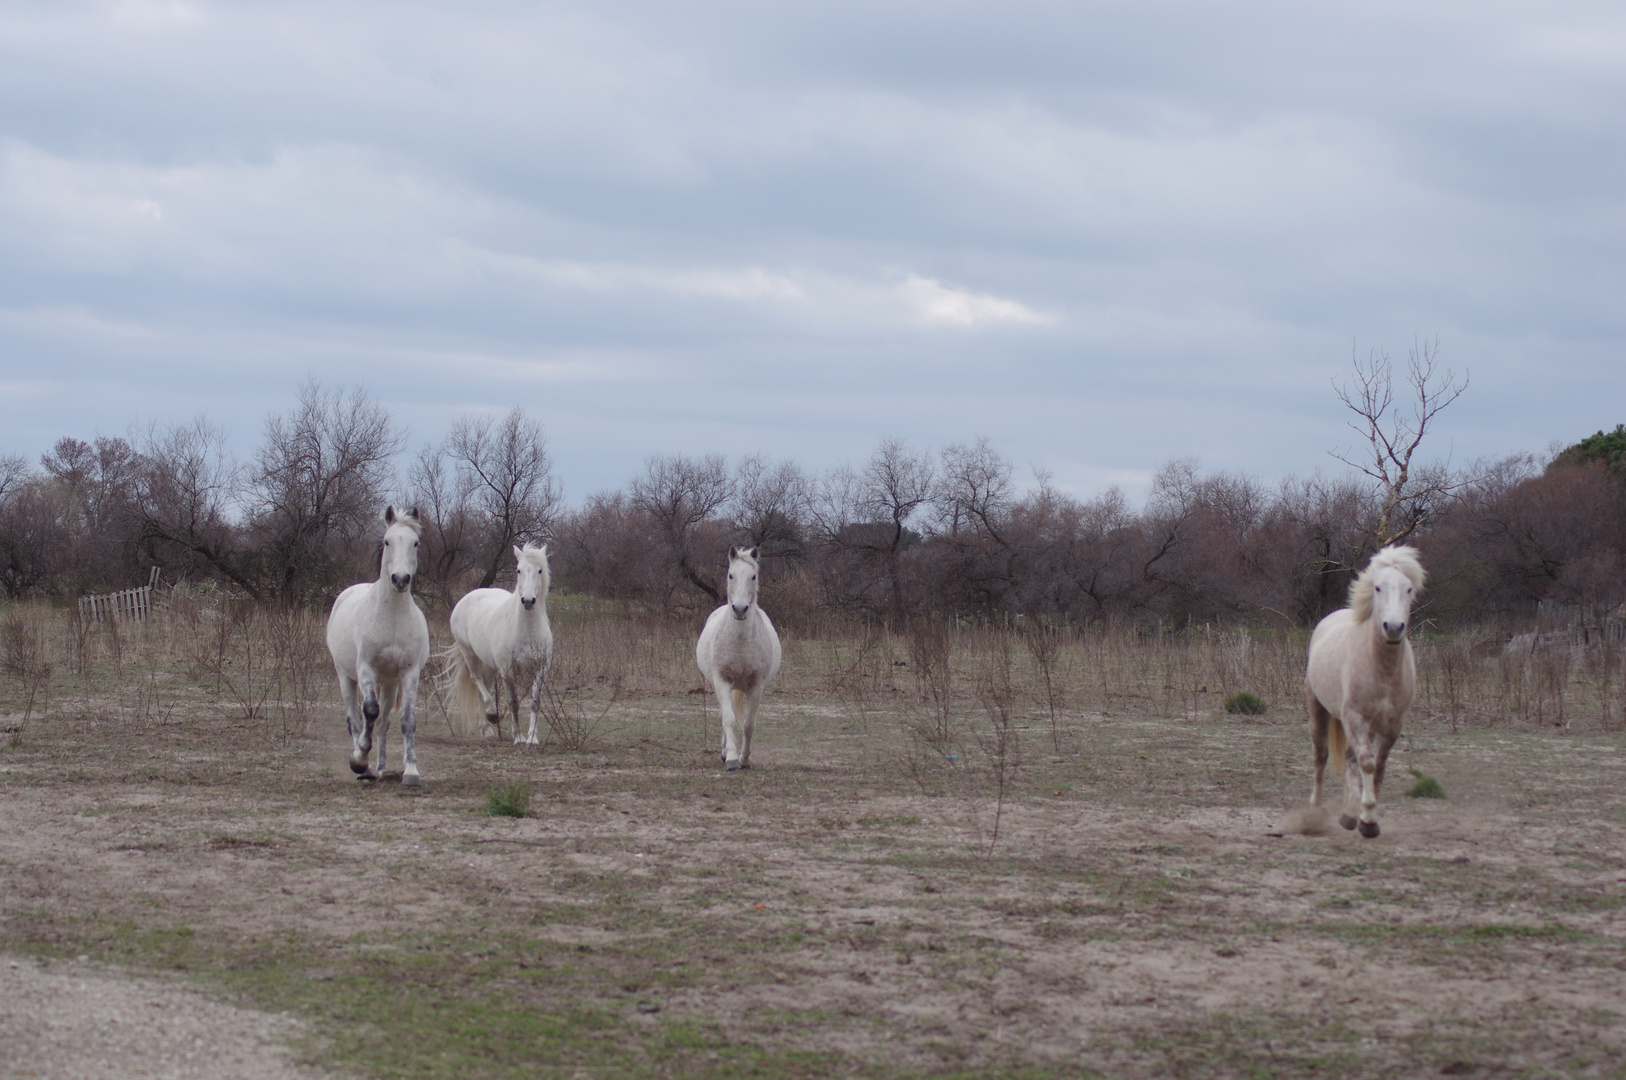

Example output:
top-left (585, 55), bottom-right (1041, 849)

top-left (904, 618), bottom-right (957, 751)
top-left (186, 601), bottom-right (328, 740)
top-left (825, 617), bottom-right (888, 727)
top-left (973, 630), bottom-right (1021, 852)
top-left (1020, 621), bottom-right (1067, 750)
top-left (1, 608), bottom-right (52, 740)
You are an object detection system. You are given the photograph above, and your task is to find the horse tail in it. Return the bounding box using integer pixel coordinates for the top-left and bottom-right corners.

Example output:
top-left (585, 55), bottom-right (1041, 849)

top-left (731, 688), bottom-right (746, 717)
top-left (441, 646), bottom-right (487, 738)
top-left (1328, 716), bottom-right (1347, 777)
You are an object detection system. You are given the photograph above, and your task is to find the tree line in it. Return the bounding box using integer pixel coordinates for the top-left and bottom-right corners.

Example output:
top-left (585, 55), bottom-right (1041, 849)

top-left (3, 373), bottom-right (1623, 632)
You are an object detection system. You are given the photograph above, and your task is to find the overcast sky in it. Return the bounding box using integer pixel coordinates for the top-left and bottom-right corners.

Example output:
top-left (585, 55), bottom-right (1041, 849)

top-left (2, 0), bottom-right (1622, 503)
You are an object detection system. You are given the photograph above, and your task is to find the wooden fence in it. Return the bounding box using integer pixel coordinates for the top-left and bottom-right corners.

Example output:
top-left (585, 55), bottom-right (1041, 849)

top-left (78, 567), bottom-right (161, 625)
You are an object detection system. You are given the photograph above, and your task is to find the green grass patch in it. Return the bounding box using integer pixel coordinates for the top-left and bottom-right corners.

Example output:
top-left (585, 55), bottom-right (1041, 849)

top-left (1406, 767), bottom-right (1446, 799)
top-left (485, 781), bottom-right (532, 818)
top-left (1223, 691), bottom-right (1268, 715)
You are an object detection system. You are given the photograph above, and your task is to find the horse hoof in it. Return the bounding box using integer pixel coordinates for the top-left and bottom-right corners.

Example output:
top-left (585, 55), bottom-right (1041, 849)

top-left (402, 773), bottom-right (422, 788)
top-left (356, 772), bottom-right (378, 783)
top-left (1358, 820), bottom-right (1380, 838)
top-left (349, 759), bottom-right (369, 775)
top-left (1338, 814), bottom-right (1358, 831)
top-left (725, 759), bottom-right (741, 772)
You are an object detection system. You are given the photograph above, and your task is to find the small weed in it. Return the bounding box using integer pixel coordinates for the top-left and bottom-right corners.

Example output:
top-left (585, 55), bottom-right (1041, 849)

top-left (1406, 767), bottom-right (1447, 799)
top-left (1223, 691), bottom-right (1267, 715)
top-left (485, 781), bottom-right (532, 818)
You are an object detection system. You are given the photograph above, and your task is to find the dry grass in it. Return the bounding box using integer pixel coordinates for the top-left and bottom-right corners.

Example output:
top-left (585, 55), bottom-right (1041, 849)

top-left (1, 597), bottom-right (1624, 1079)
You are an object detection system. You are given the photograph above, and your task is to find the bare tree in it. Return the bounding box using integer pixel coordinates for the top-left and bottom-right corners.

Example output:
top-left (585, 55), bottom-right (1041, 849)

top-left (1333, 339), bottom-right (1469, 549)
top-left (252, 380), bottom-right (406, 600)
top-left (823, 438), bottom-right (936, 624)
top-left (406, 441), bottom-right (480, 607)
top-left (442, 407), bottom-right (561, 589)
top-left (0, 455), bottom-right (30, 504)
top-left (135, 417), bottom-right (256, 596)
top-left (730, 455), bottom-right (811, 565)
top-left (630, 453), bottom-right (734, 605)
top-left (933, 438), bottom-right (1014, 544)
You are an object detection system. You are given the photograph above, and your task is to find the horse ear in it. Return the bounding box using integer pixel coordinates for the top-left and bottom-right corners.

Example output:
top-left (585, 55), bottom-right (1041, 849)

top-left (408, 506), bottom-right (421, 521)
top-left (384, 505), bottom-right (397, 524)
top-left (747, 546), bottom-right (759, 561)
top-left (514, 544), bottom-right (524, 563)
top-left (729, 545), bottom-right (740, 561)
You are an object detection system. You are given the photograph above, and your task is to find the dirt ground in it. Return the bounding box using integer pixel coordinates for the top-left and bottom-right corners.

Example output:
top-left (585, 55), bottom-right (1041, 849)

top-left (2, 685), bottom-right (1625, 1079)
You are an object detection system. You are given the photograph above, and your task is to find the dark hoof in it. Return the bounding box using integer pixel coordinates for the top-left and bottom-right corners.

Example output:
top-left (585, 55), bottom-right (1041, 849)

top-left (1358, 820), bottom-right (1380, 838)
top-left (356, 772), bottom-right (378, 783)
top-left (485, 713), bottom-right (498, 725)
top-left (1339, 814), bottom-right (1358, 831)
top-left (349, 759), bottom-right (369, 775)
top-left (379, 769), bottom-right (404, 783)
top-left (725, 759), bottom-right (741, 772)
top-left (402, 773), bottom-right (422, 788)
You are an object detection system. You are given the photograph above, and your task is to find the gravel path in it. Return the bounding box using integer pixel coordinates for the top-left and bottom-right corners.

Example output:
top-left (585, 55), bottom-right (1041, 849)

top-left (1, 956), bottom-right (331, 1080)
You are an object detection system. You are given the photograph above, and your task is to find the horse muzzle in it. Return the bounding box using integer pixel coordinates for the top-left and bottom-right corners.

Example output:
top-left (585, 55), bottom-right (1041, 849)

top-left (390, 573), bottom-right (412, 592)
top-left (521, 596), bottom-right (536, 610)
top-left (731, 605), bottom-right (749, 620)
top-left (1381, 621), bottom-right (1406, 644)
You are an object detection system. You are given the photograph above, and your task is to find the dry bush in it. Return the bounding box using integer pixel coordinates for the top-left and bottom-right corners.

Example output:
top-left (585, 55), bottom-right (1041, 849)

top-left (1, 606), bottom-right (52, 740)
top-left (182, 599), bottom-right (329, 741)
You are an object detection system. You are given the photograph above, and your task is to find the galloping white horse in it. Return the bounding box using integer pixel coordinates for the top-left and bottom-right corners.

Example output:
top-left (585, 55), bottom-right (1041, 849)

top-left (448, 544), bottom-right (554, 745)
top-left (325, 506), bottom-right (432, 786)
top-left (696, 546), bottom-right (782, 771)
top-left (1304, 545), bottom-right (1426, 838)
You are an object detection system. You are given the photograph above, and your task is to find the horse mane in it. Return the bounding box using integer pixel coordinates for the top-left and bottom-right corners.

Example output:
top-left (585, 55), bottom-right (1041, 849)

top-left (516, 542), bottom-right (551, 587)
top-left (385, 505), bottom-right (425, 537)
top-left (1347, 545), bottom-right (1426, 622)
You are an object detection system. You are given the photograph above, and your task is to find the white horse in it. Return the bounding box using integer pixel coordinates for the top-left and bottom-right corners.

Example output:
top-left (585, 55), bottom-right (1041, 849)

top-left (696, 546), bottom-right (782, 771)
top-left (447, 544), bottom-right (554, 745)
top-left (1304, 545), bottom-right (1426, 838)
top-left (325, 506), bottom-right (432, 786)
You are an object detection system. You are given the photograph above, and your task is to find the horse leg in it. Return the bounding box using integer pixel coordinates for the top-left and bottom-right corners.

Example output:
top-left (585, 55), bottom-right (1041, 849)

top-left (374, 681), bottom-right (394, 777)
top-left (1337, 719), bottom-right (1362, 832)
top-left (340, 673), bottom-right (371, 776)
top-left (355, 667), bottom-right (381, 779)
top-left (461, 645), bottom-right (501, 735)
top-left (518, 670), bottom-right (542, 747)
top-left (715, 678), bottom-right (742, 770)
top-left (1342, 715), bottom-right (1383, 838)
top-left (1373, 730), bottom-right (1396, 795)
top-left (1307, 689), bottom-right (1331, 806)
top-left (399, 669), bottom-right (423, 787)
top-left (739, 685), bottom-right (763, 770)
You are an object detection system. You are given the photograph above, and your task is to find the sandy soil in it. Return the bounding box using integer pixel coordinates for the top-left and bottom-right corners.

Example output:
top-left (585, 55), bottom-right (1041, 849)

top-left (2, 693), bottom-right (1624, 1077)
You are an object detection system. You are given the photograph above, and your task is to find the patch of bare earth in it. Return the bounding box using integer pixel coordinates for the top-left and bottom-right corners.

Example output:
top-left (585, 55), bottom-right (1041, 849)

top-left (2, 692), bottom-right (1624, 1077)
top-left (0, 955), bottom-right (328, 1080)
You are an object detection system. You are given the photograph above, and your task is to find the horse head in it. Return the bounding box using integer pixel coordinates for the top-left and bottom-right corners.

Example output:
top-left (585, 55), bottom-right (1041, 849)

top-left (513, 544), bottom-right (550, 611)
top-left (726, 545), bottom-right (760, 621)
top-left (1353, 545), bottom-right (1425, 645)
top-left (381, 505), bottom-right (423, 593)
